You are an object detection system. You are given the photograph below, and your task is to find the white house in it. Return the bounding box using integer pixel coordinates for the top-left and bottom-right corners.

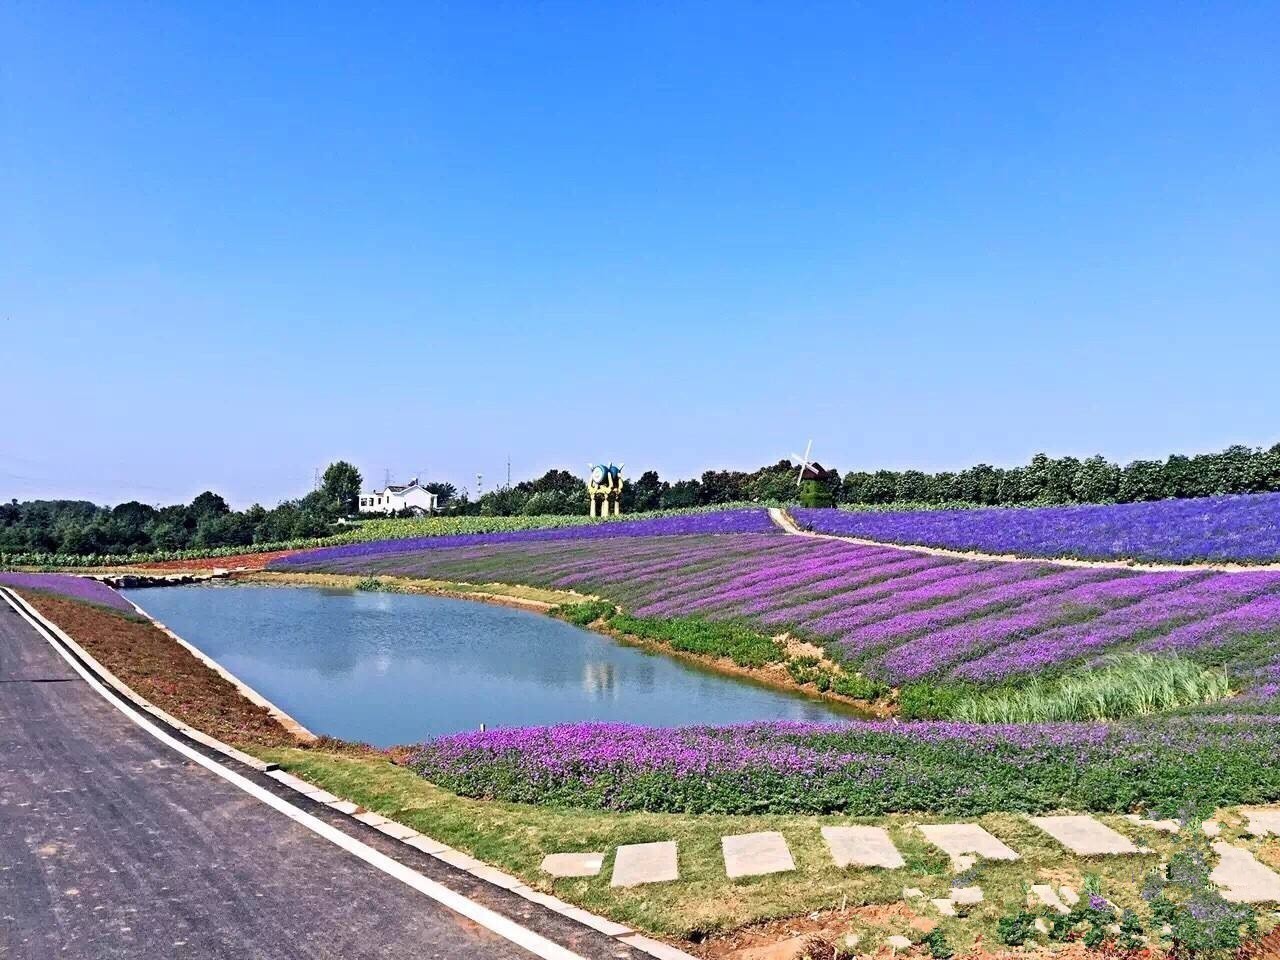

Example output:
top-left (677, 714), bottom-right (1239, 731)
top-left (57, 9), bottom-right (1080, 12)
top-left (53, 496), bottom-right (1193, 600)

top-left (358, 479), bottom-right (438, 515)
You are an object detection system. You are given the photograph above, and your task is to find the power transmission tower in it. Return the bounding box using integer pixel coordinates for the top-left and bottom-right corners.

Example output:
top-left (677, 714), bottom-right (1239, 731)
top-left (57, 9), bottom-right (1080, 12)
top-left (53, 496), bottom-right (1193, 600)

top-left (507, 456), bottom-right (511, 488)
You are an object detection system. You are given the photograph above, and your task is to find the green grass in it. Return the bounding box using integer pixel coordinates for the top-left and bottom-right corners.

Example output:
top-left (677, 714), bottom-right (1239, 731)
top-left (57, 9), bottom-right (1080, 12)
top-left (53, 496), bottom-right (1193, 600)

top-left (606, 611), bottom-right (787, 668)
top-left (948, 654), bottom-right (1234, 724)
top-left (248, 746), bottom-right (1207, 952)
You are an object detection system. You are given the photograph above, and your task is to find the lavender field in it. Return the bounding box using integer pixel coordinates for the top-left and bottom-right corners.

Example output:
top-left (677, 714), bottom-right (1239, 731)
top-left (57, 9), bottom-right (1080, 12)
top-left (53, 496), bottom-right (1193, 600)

top-left (271, 521), bottom-right (1280, 687)
top-left (792, 492), bottom-right (1280, 564)
top-left (0, 571), bottom-right (136, 613)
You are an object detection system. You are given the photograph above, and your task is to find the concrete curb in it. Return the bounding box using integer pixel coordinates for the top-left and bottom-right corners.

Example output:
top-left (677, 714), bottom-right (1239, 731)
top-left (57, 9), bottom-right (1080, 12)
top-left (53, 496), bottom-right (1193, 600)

top-left (2, 586), bottom-right (698, 960)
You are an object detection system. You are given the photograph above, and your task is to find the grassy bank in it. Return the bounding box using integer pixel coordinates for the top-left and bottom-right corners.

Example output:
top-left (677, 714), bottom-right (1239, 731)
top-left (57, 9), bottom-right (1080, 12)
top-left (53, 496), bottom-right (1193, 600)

top-left (252, 745), bottom-right (1215, 955)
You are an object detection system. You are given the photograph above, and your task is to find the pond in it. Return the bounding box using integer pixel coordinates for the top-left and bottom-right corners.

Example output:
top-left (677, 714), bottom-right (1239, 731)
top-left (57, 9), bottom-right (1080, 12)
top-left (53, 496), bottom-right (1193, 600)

top-left (124, 583), bottom-right (858, 746)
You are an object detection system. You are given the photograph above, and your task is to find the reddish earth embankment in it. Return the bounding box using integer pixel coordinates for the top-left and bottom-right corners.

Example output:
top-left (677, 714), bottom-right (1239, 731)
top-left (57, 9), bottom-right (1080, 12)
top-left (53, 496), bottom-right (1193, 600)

top-left (16, 590), bottom-right (297, 747)
top-left (138, 548), bottom-right (299, 572)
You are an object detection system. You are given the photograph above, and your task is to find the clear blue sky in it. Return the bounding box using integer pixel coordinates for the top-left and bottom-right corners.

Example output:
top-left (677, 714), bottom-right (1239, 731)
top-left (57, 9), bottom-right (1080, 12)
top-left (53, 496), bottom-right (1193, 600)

top-left (2, 3), bottom-right (1277, 507)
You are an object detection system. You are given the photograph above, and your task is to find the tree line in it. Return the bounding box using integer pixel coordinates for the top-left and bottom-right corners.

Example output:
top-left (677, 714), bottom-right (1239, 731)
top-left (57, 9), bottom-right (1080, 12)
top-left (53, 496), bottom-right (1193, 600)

top-left (4, 443), bottom-right (1279, 558)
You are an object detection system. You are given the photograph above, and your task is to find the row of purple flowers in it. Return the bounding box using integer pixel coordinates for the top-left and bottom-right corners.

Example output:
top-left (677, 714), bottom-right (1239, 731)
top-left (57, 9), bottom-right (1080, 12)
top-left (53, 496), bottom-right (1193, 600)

top-left (0, 572), bottom-right (135, 613)
top-left (791, 492), bottom-right (1280, 564)
top-left (272, 508), bottom-right (778, 569)
top-left (408, 716), bottom-right (1280, 814)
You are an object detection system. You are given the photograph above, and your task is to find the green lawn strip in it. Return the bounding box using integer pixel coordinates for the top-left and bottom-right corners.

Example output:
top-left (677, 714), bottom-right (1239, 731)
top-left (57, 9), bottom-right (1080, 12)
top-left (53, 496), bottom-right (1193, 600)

top-left (249, 747), bottom-right (1191, 951)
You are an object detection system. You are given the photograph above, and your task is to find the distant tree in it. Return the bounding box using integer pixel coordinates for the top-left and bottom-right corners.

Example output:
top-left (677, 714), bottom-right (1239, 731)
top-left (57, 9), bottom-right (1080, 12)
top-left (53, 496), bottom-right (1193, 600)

top-left (748, 461), bottom-right (798, 502)
top-left (521, 469), bottom-right (581, 497)
top-left (189, 491), bottom-right (230, 519)
top-left (321, 461), bottom-right (362, 516)
top-left (1073, 455), bottom-right (1121, 503)
top-left (423, 481), bottom-right (457, 505)
top-left (662, 479), bottom-right (702, 509)
top-left (630, 470), bottom-right (665, 512)
top-left (699, 470), bottom-right (749, 505)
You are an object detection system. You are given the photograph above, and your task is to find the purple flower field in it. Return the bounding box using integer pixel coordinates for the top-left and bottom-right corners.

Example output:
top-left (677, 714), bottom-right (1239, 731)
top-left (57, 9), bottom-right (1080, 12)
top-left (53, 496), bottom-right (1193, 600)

top-left (792, 492), bottom-right (1280, 564)
top-left (273, 508), bottom-right (777, 569)
top-left (0, 572), bottom-right (135, 613)
top-left (270, 522), bottom-right (1280, 685)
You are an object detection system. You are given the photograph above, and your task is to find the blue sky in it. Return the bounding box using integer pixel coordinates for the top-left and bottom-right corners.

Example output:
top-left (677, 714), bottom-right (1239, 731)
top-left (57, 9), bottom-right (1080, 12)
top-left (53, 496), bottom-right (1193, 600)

top-left (2, 2), bottom-right (1277, 507)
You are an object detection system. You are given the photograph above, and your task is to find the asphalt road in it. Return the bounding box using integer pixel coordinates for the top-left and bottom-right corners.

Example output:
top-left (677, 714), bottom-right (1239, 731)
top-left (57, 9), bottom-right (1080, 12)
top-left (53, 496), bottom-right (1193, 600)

top-left (0, 599), bottom-right (634, 960)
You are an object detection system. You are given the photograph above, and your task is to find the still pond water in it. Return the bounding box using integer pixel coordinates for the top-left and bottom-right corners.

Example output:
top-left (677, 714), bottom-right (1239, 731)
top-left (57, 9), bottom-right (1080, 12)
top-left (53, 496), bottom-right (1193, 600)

top-left (124, 583), bottom-right (855, 746)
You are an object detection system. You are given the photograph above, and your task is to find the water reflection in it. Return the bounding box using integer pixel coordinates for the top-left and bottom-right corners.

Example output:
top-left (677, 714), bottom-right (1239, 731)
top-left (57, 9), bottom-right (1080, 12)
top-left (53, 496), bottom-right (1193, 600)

top-left (126, 583), bottom-right (856, 747)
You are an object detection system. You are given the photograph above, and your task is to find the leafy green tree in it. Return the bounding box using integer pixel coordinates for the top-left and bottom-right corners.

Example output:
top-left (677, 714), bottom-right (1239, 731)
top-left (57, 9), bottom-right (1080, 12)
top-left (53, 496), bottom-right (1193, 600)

top-left (423, 481), bottom-right (457, 505)
top-left (662, 479), bottom-right (701, 508)
top-left (189, 491), bottom-right (230, 519)
top-left (321, 461), bottom-right (362, 516)
top-left (699, 470), bottom-right (749, 504)
top-left (1073, 455), bottom-right (1121, 503)
top-left (630, 470), bottom-right (665, 512)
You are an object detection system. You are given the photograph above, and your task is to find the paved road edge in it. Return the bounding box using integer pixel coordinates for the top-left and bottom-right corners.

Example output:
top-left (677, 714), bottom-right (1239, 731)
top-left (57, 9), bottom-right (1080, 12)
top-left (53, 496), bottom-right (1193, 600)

top-left (1, 586), bottom-right (698, 960)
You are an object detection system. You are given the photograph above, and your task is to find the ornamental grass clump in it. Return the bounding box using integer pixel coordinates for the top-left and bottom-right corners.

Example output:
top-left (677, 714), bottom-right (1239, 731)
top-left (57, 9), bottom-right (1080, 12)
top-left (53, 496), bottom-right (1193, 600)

top-left (948, 654), bottom-right (1233, 723)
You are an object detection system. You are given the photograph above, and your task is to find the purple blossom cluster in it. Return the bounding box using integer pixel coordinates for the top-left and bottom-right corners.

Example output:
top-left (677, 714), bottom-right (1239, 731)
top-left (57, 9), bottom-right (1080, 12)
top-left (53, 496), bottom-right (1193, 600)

top-left (272, 508), bottom-right (777, 569)
top-left (793, 492), bottom-right (1280, 564)
top-left (274, 523), bottom-right (1280, 685)
top-left (0, 572), bottom-right (135, 613)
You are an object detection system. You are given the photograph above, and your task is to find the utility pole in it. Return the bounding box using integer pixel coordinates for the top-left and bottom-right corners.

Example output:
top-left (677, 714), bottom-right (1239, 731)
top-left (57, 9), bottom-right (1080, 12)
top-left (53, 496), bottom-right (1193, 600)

top-left (384, 468), bottom-right (391, 489)
top-left (507, 456), bottom-right (511, 489)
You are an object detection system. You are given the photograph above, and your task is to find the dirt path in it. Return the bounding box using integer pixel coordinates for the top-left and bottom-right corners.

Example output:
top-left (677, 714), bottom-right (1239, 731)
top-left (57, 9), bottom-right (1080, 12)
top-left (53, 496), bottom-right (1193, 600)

top-left (767, 507), bottom-right (1280, 574)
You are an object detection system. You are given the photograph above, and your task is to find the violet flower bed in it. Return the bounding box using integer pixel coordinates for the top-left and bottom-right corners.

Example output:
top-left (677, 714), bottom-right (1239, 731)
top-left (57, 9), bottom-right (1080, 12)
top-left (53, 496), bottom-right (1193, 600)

top-left (273, 532), bottom-right (1280, 685)
top-left (0, 572), bottom-right (135, 613)
top-left (273, 508), bottom-right (777, 569)
top-left (793, 493), bottom-right (1280, 564)
top-left (407, 717), bottom-right (1280, 815)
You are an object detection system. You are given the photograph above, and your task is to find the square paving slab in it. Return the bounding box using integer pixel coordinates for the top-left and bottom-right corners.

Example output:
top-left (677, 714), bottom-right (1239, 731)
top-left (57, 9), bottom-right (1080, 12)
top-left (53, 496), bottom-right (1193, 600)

top-left (1211, 843), bottom-right (1280, 903)
top-left (821, 825), bottom-right (905, 870)
top-left (1241, 808), bottom-right (1280, 837)
top-left (612, 841), bottom-right (679, 887)
top-left (918, 823), bottom-right (1019, 864)
top-left (541, 852), bottom-right (604, 878)
top-left (1030, 815), bottom-right (1139, 855)
top-left (722, 831), bottom-right (795, 879)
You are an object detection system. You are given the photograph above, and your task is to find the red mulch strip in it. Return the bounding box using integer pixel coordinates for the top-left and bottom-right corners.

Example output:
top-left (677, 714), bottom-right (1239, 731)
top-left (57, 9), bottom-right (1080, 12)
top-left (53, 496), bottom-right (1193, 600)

top-left (137, 549), bottom-right (299, 572)
top-left (19, 591), bottom-right (296, 747)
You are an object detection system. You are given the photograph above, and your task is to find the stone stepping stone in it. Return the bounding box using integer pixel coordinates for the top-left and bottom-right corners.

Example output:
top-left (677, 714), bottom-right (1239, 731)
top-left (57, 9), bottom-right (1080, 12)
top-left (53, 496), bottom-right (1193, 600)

top-left (722, 831), bottom-right (795, 879)
top-left (1210, 842), bottom-right (1280, 903)
top-left (951, 885), bottom-right (983, 905)
top-left (1241, 808), bottom-right (1280, 837)
top-left (1030, 883), bottom-right (1070, 914)
top-left (1030, 815), bottom-right (1141, 855)
top-left (930, 898), bottom-right (956, 916)
top-left (1203, 819), bottom-right (1223, 837)
top-left (886, 935), bottom-right (913, 951)
top-left (821, 825), bottom-right (905, 870)
top-left (541, 852), bottom-right (604, 878)
top-left (612, 841), bottom-right (679, 888)
top-left (1124, 813), bottom-right (1180, 833)
top-left (1060, 885), bottom-right (1080, 906)
top-left (918, 823), bottom-right (1020, 866)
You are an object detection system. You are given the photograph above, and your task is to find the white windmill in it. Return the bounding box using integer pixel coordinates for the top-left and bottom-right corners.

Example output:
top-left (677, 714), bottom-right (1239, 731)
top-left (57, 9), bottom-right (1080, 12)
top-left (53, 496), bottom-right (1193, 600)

top-left (791, 439), bottom-right (818, 489)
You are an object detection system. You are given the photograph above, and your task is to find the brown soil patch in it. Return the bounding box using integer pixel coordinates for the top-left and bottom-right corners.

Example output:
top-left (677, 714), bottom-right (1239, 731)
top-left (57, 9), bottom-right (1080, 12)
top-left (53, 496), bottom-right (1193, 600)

top-left (18, 591), bottom-right (296, 747)
top-left (138, 549), bottom-right (299, 572)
